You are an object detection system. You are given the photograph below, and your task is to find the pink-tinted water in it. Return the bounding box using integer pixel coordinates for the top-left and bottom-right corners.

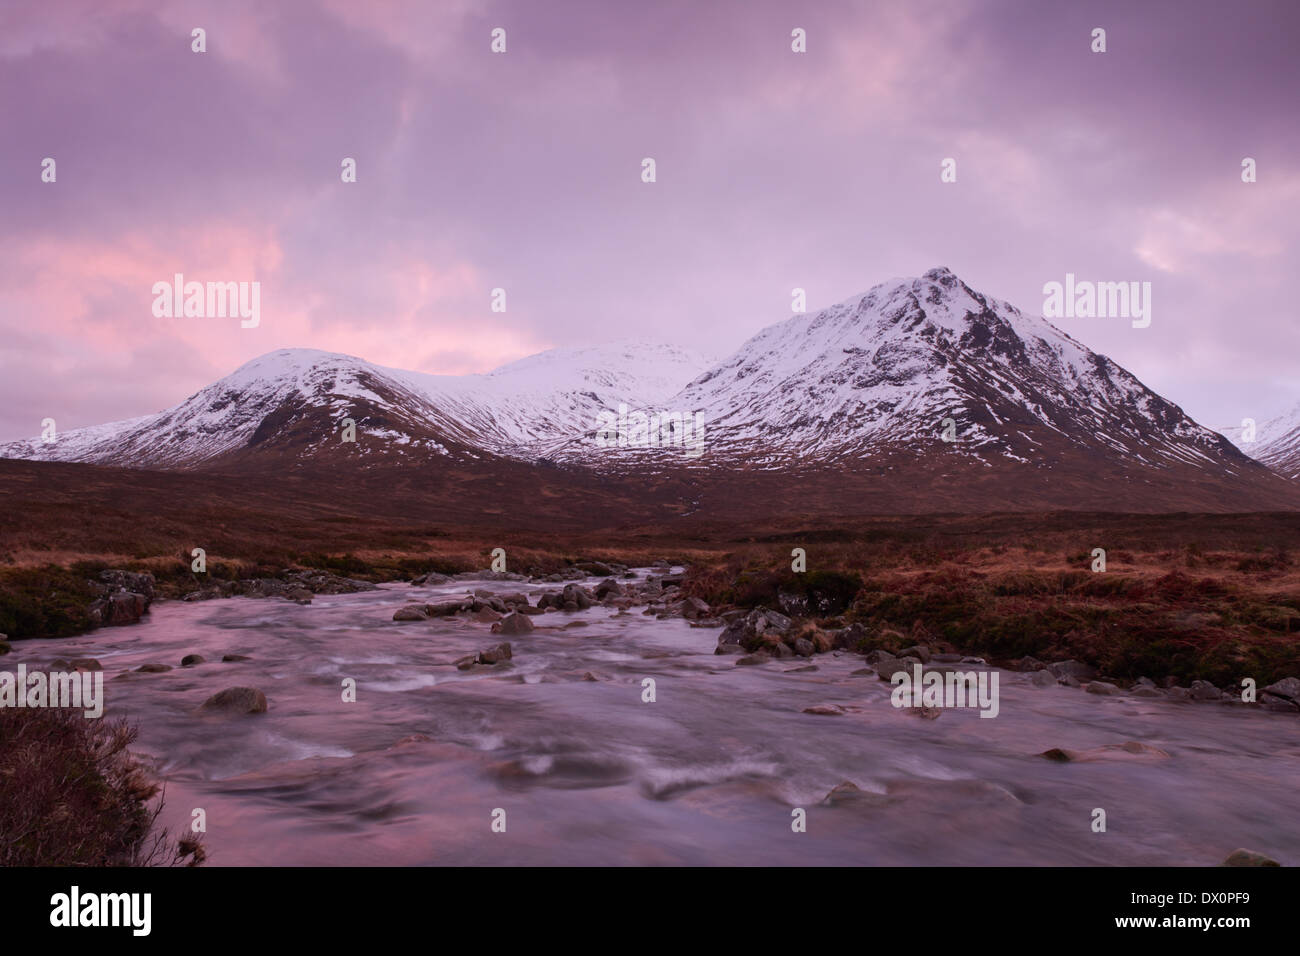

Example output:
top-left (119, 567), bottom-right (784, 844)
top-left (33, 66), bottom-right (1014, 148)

top-left (18, 572), bottom-right (1300, 865)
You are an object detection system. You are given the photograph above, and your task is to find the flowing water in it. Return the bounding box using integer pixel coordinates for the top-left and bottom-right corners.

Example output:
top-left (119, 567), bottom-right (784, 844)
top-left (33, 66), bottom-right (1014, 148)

top-left (18, 571), bottom-right (1300, 866)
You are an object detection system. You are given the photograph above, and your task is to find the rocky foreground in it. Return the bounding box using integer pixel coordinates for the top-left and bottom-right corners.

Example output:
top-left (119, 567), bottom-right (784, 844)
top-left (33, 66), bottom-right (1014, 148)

top-left (9, 560), bottom-right (1299, 721)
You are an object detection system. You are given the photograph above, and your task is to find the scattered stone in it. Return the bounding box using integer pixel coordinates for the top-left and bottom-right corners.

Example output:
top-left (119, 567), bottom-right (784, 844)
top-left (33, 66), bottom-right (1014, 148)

top-left (285, 587), bottom-right (313, 605)
top-left (900, 644), bottom-right (931, 663)
top-left (201, 687), bottom-right (268, 714)
top-left (1086, 681), bottom-right (1119, 696)
top-left (136, 663), bottom-right (172, 673)
top-left (180, 654), bottom-right (206, 667)
top-left (1030, 669), bottom-right (1057, 687)
top-left (785, 664), bottom-right (818, 673)
top-left (409, 572), bottom-right (451, 586)
top-left (70, 658), bottom-right (102, 672)
top-left (793, 637), bottom-right (815, 658)
top-left (802, 703), bottom-right (845, 716)
top-left (1167, 686), bottom-right (1191, 701)
top-left (1221, 849), bottom-right (1281, 867)
top-left (903, 706), bottom-right (943, 719)
top-left (221, 654), bottom-right (252, 662)
top-left (735, 654), bottom-right (768, 666)
top-left (1039, 741), bottom-right (1170, 762)
top-left (455, 655), bottom-right (478, 671)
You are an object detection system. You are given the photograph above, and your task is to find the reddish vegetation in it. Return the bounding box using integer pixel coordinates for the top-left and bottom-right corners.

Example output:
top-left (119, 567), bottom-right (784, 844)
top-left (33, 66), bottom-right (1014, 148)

top-left (0, 708), bottom-right (203, 866)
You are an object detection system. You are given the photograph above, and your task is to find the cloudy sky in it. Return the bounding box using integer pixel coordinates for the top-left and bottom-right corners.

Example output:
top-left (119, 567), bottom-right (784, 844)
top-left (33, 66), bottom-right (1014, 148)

top-left (2, 0), bottom-right (1297, 442)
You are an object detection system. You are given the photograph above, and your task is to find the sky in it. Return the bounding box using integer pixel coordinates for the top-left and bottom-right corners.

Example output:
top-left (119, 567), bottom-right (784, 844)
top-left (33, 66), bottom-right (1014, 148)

top-left (2, 0), bottom-right (1297, 442)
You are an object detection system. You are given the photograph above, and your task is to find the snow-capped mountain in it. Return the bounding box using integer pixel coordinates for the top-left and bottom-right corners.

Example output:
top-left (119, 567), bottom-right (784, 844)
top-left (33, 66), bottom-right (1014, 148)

top-left (552, 268), bottom-right (1256, 478)
top-left (1234, 401), bottom-right (1300, 479)
top-left (0, 342), bottom-right (712, 469)
top-left (2, 268), bottom-right (1295, 512)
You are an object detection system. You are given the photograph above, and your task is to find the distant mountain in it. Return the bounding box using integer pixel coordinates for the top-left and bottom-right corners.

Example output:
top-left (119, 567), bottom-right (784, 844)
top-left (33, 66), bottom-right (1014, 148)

top-left (3, 269), bottom-right (1297, 513)
top-left (0, 343), bottom-right (712, 470)
top-left (1233, 401), bottom-right (1300, 480)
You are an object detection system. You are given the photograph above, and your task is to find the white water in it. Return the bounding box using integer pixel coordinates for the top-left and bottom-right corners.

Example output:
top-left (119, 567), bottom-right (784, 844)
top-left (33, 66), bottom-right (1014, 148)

top-left (17, 572), bottom-right (1300, 866)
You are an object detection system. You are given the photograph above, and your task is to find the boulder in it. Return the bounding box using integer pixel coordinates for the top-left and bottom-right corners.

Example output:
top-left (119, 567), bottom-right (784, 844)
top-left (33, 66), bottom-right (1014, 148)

top-left (900, 644), bottom-right (931, 663)
top-left (98, 569), bottom-right (156, 602)
top-left (88, 591), bottom-right (150, 627)
top-left (136, 663), bottom-right (172, 673)
top-left (681, 596), bottom-right (710, 620)
top-left (180, 654), bottom-right (206, 667)
top-left (393, 605), bottom-right (431, 622)
top-left (793, 637), bottom-right (815, 658)
top-left (1130, 686), bottom-right (1166, 698)
top-left (1262, 677), bottom-right (1300, 702)
top-left (561, 584), bottom-right (593, 610)
top-left (0, 639), bottom-right (9, 656)
top-left (493, 612), bottom-right (534, 636)
top-left (427, 599), bottom-right (470, 616)
top-left (478, 642), bottom-right (513, 665)
top-left (201, 687), bottom-right (268, 714)
top-left (1030, 669), bottom-right (1058, 687)
top-left (1260, 693), bottom-right (1299, 713)
top-left (594, 579), bottom-right (623, 599)
top-left (69, 658), bottom-right (102, 672)
top-left (1189, 680), bottom-right (1223, 701)
top-left (831, 623), bottom-right (868, 651)
top-left (285, 587), bottom-right (313, 605)
top-left (1049, 660), bottom-right (1097, 682)
top-left (1086, 681), bottom-right (1119, 696)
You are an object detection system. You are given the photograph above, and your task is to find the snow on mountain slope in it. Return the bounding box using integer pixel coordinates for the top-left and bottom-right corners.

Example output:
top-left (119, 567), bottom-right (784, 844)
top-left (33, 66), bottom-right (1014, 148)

top-left (1233, 401), bottom-right (1300, 479)
top-left (0, 343), bottom-right (713, 469)
top-left (578, 267), bottom-right (1248, 472)
top-left (391, 341), bottom-right (713, 453)
top-left (0, 270), bottom-right (1268, 492)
